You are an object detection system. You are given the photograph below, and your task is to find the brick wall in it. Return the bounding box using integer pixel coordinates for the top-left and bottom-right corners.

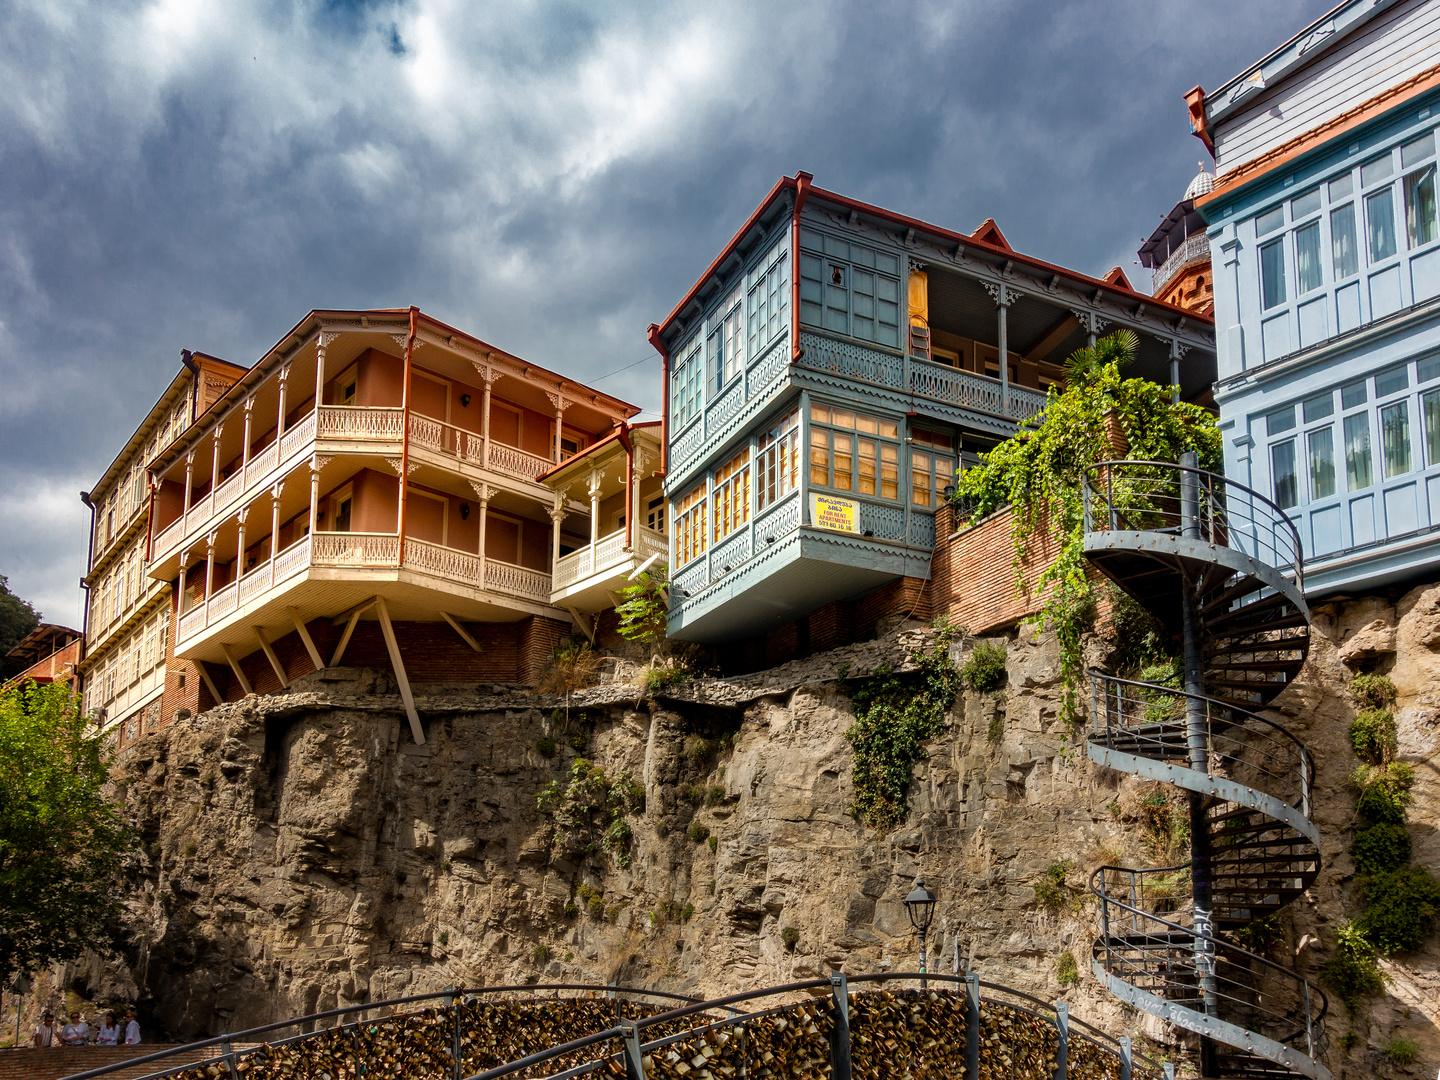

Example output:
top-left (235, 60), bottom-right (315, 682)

top-left (0, 1046), bottom-right (189, 1080)
top-left (930, 502), bottom-right (1060, 636)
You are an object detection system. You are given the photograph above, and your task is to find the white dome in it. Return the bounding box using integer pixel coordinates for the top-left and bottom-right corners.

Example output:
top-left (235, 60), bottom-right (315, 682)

top-left (1185, 168), bottom-right (1216, 200)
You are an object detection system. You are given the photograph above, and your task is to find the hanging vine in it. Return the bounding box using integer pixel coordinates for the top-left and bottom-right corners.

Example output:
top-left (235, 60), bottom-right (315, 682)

top-left (953, 333), bottom-right (1221, 723)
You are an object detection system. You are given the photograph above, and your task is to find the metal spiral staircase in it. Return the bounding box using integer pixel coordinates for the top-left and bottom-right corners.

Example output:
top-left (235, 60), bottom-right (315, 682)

top-left (1081, 459), bottom-right (1330, 1080)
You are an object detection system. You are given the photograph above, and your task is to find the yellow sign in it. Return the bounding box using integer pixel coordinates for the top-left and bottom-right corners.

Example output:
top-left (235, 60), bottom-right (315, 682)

top-left (810, 494), bottom-right (859, 534)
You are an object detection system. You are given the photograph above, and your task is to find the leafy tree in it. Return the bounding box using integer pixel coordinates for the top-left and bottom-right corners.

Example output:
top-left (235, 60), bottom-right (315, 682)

top-left (0, 575), bottom-right (41, 682)
top-left (614, 570), bottom-right (669, 647)
top-left (0, 682), bottom-right (135, 979)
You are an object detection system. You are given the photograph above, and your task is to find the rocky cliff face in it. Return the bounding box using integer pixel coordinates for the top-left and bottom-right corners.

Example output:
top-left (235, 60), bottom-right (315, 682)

top-left (17, 588), bottom-right (1440, 1077)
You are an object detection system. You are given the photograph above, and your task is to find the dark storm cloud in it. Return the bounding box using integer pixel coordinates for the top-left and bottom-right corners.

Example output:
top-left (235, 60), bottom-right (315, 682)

top-left (0, 0), bottom-right (1331, 623)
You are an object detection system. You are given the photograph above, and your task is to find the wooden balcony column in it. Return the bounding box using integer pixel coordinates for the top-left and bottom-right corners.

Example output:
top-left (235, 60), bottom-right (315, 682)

top-left (203, 530), bottom-right (218, 622)
top-left (549, 392), bottom-right (570, 464)
top-left (242, 396), bottom-right (255, 470)
top-left (275, 363), bottom-right (291, 439)
top-left (1169, 338), bottom-right (1187, 406)
top-left (588, 468), bottom-right (603, 548)
top-left (985, 282), bottom-right (1019, 415)
top-left (469, 481), bottom-right (492, 585)
top-left (473, 360), bottom-right (498, 468)
top-left (307, 455), bottom-right (324, 535)
top-left (548, 490), bottom-right (568, 572)
top-left (269, 480), bottom-right (284, 587)
top-left (236, 507), bottom-right (248, 579)
top-left (183, 450), bottom-right (195, 514)
top-left (315, 331), bottom-right (336, 407)
top-left (631, 445), bottom-right (654, 553)
top-left (210, 423), bottom-right (224, 493)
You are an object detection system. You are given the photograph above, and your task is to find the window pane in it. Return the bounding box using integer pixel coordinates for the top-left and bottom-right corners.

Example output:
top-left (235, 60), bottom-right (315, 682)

top-left (1266, 405), bottom-right (1296, 436)
top-left (1342, 379), bottom-right (1368, 408)
top-left (832, 408), bottom-right (855, 429)
top-left (1405, 165), bottom-right (1437, 247)
top-left (1271, 440), bottom-right (1298, 509)
top-left (1345, 412), bottom-right (1373, 490)
top-left (1420, 355), bottom-right (1440, 383)
top-left (1330, 173), bottom-right (1354, 201)
top-left (1362, 155), bottom-right (1394, 187)
top-left (911, 452), bottom-right (932, 507)
top-left (833, 433), bottom-right (853, 491)
top-left (1382, 401), bottom-right (1412, 477)
top-left (1291, 188), bottom-right (1321, 218)
top-left (1302, 391), bottom-right (1334, 423)
top-left (810, 429), bottom-right (829, 486)
top-left (936, 456), bottom-right (956, 492)
top-left (1294, 222), bottom-right (1323, 294)
top-left (1261, 240), bottom-right (1287, 308)
top-left (811, 403), bottom-right (830, 423)
top-left (1308, 427), bottom-right (1336, 500)
top-left (881, 444), bottom-right (899, 500)
top-left (858, 438), bottom-right (877, 495)
top-left (1330, 203), bottom-right (1359, 279)
top-left (879, 419), bottom-right (900, 438)
top-left (1402, 131), bottom-right (1436, 169)
top-left (1425, 389), bottom-right (1440, 466)
top-left (1367, 188), bottom-right (1397, 261)
top-left (1375, 364), bottom-right (1409, 397)
top-left (1257, 206), bottom-right (1285, 235)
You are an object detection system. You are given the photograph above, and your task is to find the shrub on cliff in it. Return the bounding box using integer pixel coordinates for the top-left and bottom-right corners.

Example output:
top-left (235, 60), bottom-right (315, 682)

top-left (0, 681), bottom-right (137, 978)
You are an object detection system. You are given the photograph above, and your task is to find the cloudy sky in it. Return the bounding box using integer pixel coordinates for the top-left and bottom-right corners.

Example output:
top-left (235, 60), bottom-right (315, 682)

top-left (1, 0), bottom-right (1330, 625)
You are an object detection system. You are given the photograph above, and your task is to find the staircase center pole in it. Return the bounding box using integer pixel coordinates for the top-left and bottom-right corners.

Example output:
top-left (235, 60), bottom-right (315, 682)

top-left (1179, 451), bottom-right (1219, 1076)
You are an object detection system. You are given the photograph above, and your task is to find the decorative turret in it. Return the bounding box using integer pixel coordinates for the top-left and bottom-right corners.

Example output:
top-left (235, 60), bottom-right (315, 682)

top-left (1138, 164), bottom-right (1215, 314)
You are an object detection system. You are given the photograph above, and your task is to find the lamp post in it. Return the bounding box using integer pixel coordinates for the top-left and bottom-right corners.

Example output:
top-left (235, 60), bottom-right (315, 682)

top-left (904, 878), bottom-right (937, 988)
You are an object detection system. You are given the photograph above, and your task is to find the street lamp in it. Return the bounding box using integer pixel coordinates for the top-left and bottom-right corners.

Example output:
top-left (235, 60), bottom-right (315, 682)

top-left (904, 878), bottom-right (937, 988)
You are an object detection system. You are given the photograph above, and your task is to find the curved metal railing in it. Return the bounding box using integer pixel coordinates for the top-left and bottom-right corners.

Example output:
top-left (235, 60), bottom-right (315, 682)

top-left (1082, 460), bottom-right (1305, 589)
top-left (60, 973), bottom-right (1171, 1080)
top-left (1081, 460), bottom-right (1328, 1080)
top-left (59, 984), bottom-right (704, 1080)
top-left (1089, 867), bottom-right (1327, 1065)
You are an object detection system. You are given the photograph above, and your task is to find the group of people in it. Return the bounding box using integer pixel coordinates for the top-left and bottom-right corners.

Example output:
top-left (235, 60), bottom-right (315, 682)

top-left (31, 1008), bottom-right (140, 1048)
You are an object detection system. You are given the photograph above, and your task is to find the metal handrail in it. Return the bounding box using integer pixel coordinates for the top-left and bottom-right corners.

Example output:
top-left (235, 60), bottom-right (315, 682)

top-left (1089, 670), bottom-right (1317, 812)
top-left (1081, 459), bottom-right (1305, 592)
top-left (1089, 864), bottom-right (1328, 1055)
top-left (58, 983), bottom-right (702, 1080)
top-left (465, 972), bottom-right (1167, 1080)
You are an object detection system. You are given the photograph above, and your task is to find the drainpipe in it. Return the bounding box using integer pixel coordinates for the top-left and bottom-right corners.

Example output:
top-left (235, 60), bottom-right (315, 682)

top-left (618, 423), bottom-right (634, 551)
top-left (790, 172), bottom-right (813, 363)
top-left (647, 324), bottom-right (669, 479)
top-left (398, 307), bottom-right (417, 565)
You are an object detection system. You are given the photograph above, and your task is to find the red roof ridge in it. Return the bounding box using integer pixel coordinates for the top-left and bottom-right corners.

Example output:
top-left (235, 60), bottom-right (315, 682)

top-left (970, 219), bottom-right (1012, 251)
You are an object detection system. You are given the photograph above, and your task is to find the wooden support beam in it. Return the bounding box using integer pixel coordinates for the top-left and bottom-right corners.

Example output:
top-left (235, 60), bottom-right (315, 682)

top-left (195, 662), bottom-right (224, 708)
top-left (253, 627), bottom-right (290, 689)
top-left (566, 606), bottom-right (595, 645)
top-left (439, 611), bottom-right (482, 653)
top-left (375, 597), bottom-right (424, 745)
top-left (331, 609), bottom-right (362, 667)
top-left (220, 643), bottom-right (254, 696)
top-left (288, 607), bottom-right (324, 671)
top-left (330, 596), bottom-right (379, 625)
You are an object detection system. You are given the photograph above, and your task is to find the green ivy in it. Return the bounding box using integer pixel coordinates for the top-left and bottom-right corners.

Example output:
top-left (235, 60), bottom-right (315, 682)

top-left (1321, 920), bottom-right (1387, 1009)
top-left (1350, 708), bottom-right (1398, 764)
top-left (961, 640), bottom-right (1007, 692)
top-left (843, 623), bottom-right (960, 829)
top-left (1350, 823), bottom-right (1411, 875)
top-left (953, 338), bottom-right (1220, 723)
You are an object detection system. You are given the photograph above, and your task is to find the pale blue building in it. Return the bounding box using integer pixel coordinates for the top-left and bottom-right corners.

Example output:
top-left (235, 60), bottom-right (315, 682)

top-left (1199, 0), bottom-right (1440, 597)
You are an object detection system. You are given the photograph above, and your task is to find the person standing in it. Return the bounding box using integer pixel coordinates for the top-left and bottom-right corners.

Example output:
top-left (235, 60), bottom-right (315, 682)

top-left (123, 1008), bottom-right (141, 1045)
top-left (61, 1011), bottom-right (91, 1045)
top-left (32, 1010), bottom-right (59, 1048)
top-left (95, 1012), bottom-right (120, 1046)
